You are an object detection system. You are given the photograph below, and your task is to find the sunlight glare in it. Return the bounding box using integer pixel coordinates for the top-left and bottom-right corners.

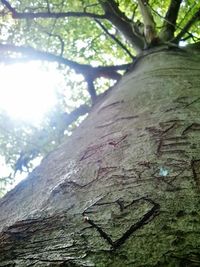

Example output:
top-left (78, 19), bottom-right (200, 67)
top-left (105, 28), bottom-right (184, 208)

top-left (0, 62), bottom-right (58, 124)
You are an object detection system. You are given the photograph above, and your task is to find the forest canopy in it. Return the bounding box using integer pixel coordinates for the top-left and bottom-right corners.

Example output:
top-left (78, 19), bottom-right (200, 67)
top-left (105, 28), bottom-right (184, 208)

top-left (0, 0), bottom-right (199, 195)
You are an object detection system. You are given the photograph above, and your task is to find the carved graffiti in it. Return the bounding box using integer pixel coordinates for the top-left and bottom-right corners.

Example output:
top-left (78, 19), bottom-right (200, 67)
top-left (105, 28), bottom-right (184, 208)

top-left (82, 197), bottom-right (160, 249)
top-left (80, 134), bottom-right (128, 161)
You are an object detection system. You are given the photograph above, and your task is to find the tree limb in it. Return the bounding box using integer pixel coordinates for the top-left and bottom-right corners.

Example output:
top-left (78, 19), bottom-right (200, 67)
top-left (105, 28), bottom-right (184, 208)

top-left (94, 19), bottom-right (135, 59)
top-left (159, 0), bottom-right (182, 41)
top-left (173, 8), bottom-right (200, 43)
top-left (51, 104), bottom-right (90, 130)
top-left (99, 0), bottom-right (145, 52)
top-left (85, 77), bottom-right (97, 103)
top-left (1, 0), bottom-right (107, 19)
top-left (0, 43), bottom-right (130, 74)
top-left (0, 43), bottom-right (130, 102)
top-left (137, 0), bottom-right (157, 44)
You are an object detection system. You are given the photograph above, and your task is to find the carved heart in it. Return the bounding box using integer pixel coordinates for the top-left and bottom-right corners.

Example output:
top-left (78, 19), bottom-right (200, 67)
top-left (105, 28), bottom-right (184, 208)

top-left (83, 197), bottom-right (160, 249)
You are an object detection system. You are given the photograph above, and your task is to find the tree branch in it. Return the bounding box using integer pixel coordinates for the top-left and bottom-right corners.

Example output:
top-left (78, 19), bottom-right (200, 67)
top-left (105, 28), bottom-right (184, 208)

top-left (99, 0), bottom-right (145, 52)
top-left (94, 19), bottom-right (135, 59)
top-left (137, 0), bottom-right (157, 44)
top-left (0, 43), bottom-right (131, 102)
top-left (51, 104), bottom-right (90, 130)
top-left (160, 0), bottom-right (182, 41)
top-left (0, 43), bottom-right (130, 73)
top-left (85, 77), bottom-right (97, 103)
top-left (1, 0), bottom-right (107, 19)
top-left (40, 30), bottom-right (65, 57)
top-left (0, 43), bottom-right (88, 71)
top-left (173, 8), bottom-right (200, 43)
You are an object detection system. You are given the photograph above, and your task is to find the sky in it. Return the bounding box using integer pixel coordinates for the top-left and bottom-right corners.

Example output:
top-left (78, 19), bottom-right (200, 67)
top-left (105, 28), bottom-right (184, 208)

top-left (0, 61), bottom-right (66, 194)
top-left (0, 61), bottom-right (60, 125)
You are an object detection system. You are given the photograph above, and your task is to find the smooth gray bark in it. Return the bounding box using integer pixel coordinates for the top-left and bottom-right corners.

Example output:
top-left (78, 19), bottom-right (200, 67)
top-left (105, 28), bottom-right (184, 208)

top-left (0, 48), bottom-right (200, 266)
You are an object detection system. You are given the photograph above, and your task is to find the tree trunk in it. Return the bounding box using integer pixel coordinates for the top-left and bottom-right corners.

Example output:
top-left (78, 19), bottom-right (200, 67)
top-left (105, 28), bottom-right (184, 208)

top-left (1, 48), bottom-right (200, 266)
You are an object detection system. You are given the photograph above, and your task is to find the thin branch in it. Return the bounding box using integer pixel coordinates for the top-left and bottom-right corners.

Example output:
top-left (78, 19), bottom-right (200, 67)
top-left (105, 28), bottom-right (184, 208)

top-left (148, 4), bottom-right (198, 43)
top-left (131, 3), bottom-right (138, 21)
top-left (160, 0), bottom-right (182, 41)
top-left (177, 2), bottom-right (196, 30)
top-left (35, 2), bottom-right (65, 56)
top-left (173, 8), bottom-right (200, 43)
top-left (83, 3), bottom-right (100, 13)
top-left (181, 33), bottom-right (198, 42)
top-left (95, 19), bottom-right (135, 59)
top-left (46, 0), bottom-right (50, 13)
top-left (1, 0), bottom-right (107, 19)
top-left (38, 28), bottom-right (65, 56)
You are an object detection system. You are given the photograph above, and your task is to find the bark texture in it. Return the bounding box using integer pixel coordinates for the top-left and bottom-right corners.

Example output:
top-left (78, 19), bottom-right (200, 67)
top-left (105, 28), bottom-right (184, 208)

top-left (0, 48), bottom-right (200, 266)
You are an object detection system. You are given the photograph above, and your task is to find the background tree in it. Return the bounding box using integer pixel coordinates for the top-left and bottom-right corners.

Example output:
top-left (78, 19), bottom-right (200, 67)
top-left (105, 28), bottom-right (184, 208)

top-left (0, 0), bottom-right (200, 266)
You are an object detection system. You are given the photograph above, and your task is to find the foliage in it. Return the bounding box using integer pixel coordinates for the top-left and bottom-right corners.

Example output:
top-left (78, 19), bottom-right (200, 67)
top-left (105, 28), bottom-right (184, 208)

top-left (0, 0), bottom-right (200, 195)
